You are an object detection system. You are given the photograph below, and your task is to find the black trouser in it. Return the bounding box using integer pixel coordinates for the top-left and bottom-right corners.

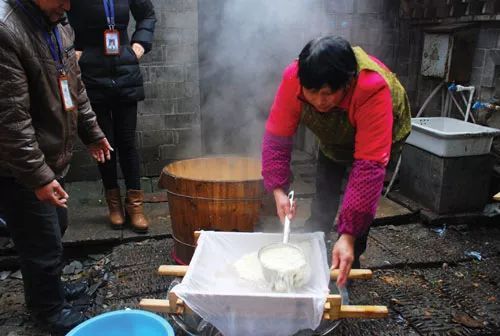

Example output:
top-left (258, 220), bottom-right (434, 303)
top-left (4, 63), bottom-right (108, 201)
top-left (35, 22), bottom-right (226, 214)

top-left (0, 177), bottom-right (67, 317)
top-left (304, 150), bottom-right (370, 269)
top-left (92, 101), bottom-right (141, 190)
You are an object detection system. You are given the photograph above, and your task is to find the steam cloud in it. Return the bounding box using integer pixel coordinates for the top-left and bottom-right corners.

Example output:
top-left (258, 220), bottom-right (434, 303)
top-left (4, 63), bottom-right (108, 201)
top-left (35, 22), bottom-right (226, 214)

top-left (199, 0), bottom-right (330, 155)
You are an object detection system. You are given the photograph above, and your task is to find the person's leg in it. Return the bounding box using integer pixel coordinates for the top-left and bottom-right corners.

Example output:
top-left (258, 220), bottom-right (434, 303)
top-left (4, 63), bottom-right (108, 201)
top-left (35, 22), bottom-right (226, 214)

top-left (0, 177), bottom-right (83, 332)
top-left (92, 103), bottom-right (118, 190)
top-left (305, 150), bottom-right (347, 235)
top-left (1, 178), bottom-right (65, 315)
top-left (113, 101), bottom-right (140, 190)
top-left (112, 101), bottom-right (148, 232)
top-left (93, 103), bottom-right (125, 227)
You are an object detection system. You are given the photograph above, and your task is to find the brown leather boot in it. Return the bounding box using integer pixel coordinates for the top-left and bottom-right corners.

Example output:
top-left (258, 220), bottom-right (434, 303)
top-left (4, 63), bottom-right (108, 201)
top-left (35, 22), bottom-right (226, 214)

top-left (125, 189), bottom-right (149, 233)
top-left (105, 188), bottom-right (125, 229)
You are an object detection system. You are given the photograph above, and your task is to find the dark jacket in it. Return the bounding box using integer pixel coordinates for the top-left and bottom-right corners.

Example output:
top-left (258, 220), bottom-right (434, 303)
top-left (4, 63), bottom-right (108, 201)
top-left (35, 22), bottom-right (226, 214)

top-left (68, 0), bottom-right (156, 103)
top-left (0, 0), bottom-right (105, 189)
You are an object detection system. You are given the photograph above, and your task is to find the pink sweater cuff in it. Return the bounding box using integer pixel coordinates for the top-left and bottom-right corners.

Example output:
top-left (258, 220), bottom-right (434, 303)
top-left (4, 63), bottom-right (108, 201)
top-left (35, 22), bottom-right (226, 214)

top-left (261, 130), bottom-right (293, 193)
top-left (337, 160), bottom-right (385, 237)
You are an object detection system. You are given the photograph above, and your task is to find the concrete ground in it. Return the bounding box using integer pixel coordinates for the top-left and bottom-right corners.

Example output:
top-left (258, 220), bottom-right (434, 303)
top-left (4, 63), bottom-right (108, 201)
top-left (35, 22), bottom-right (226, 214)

top-left (0, 151), bottom-right (499, 335)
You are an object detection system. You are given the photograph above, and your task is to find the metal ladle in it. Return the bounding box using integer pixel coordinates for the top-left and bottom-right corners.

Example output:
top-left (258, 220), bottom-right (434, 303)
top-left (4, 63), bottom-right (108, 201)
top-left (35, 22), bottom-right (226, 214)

top-left (258, 191), bottom-right (310, 292)
top-left (282, 190), bottom-right (294, 244)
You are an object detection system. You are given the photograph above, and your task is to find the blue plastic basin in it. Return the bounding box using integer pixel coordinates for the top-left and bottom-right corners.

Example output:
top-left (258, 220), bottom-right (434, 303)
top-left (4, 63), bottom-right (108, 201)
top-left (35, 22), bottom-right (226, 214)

top-left (66, 309), bottom-right (174, 336)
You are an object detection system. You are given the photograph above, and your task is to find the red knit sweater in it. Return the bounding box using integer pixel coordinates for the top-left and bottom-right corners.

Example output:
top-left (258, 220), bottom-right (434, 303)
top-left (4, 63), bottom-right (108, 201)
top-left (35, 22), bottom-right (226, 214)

top-left (262, 58), bottom-right (393, 237)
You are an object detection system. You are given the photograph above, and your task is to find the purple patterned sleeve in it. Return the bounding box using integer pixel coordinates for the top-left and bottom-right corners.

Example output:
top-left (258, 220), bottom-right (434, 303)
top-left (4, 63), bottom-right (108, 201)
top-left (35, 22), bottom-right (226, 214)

top-left (337, 159), bottom-right (386, 237)
top-left (261, 130), bottom-right (293, 192)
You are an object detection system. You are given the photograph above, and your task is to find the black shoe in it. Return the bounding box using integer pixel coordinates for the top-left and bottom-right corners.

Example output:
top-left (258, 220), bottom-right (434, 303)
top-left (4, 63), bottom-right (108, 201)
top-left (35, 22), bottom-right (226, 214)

top-left (37, 306), bottom-right (85, 334)
top-left (63, 280), bottom-right (88, 301)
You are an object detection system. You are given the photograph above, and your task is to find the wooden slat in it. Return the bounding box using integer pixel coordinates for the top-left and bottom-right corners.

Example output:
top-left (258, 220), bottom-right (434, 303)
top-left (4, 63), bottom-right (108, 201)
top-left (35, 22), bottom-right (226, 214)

top-left (158, 265), bottom-right (188, 277)
top-left (330, 269), bottom-right (372, 280)
top-left (139, 299), bottom-right (178, 313)
top-left (325, 294), bottom-right (342, 320)
top-left (141, 298), bottom-right (388, 321)
top-left (323, 305), bottom-right (388, 320)
top-left (338, 305), bottom-right (389, 319)
top-left (168, 292), bottom-right (184, 314)
top-left (159, 264), bottom-right (373, 281)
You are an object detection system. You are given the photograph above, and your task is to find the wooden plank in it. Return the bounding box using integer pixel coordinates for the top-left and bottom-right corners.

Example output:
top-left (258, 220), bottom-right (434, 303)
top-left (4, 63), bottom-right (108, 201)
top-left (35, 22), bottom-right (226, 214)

top-left (141, 297), bottom-right (388, 321)
top-left (139, 299), bottom-right (176, 313)
top-left (158, 264), bottom-right (373, 280)
top-left (168, 292), bottom-right (184, 314)
top-left (325, 294), bottom-right (342, 320)
top-left (158, 265), bottom-right (189, 276)
top-left (324, 305), bottom-right (388, 320)
top-left (330, 269), bottom-right (372, 280)
top-left (338, 305), bottom-right (389, 319)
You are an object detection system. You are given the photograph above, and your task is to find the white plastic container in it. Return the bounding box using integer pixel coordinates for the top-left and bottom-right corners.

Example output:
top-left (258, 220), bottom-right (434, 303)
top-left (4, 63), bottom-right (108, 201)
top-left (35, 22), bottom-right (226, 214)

top-left (406, 117), bottom-right (500, 157)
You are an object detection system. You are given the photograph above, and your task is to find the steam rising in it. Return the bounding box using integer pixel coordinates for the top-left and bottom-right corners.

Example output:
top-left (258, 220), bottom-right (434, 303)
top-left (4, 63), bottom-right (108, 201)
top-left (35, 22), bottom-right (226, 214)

top-left (199, 0), bottom-right (330, 155)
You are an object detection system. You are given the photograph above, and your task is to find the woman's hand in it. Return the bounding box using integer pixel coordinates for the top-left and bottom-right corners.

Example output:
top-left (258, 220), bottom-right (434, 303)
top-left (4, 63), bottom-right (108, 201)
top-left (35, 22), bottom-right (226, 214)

top-left (35, 180), bottom-right (69, 208)
top-left (273, 188), bottom-right (296, 224)
top-left (87, 138), bottom-right (113, 163)
top-left (132, 43), bottom-right (145, 60)
top-left (75, 50), bottom-right (82, 62)
top-left (331, 233), bottom-right (355, 288)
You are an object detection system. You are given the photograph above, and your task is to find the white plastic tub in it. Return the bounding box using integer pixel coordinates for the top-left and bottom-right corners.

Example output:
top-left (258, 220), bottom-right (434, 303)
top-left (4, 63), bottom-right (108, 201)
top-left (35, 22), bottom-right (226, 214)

top-left (406, 117), bottom-right (500, 157)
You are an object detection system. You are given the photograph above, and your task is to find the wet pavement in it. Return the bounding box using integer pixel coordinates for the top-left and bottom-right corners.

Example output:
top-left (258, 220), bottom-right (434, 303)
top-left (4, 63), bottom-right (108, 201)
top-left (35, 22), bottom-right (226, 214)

top-left (0, 151), bottom-right (499, 335)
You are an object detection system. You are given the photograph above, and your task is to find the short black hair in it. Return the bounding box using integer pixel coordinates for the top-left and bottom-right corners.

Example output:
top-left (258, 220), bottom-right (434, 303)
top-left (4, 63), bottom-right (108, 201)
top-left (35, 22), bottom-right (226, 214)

top-left (298, 36), bottom-right (357, 91)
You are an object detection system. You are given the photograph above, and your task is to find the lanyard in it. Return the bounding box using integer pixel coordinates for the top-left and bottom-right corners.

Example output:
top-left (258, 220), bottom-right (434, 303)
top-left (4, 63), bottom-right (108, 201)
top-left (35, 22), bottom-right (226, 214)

top-left (103, 0), bottom-right (115, 29)
top-left (15, 0), bottom-right (65, 74)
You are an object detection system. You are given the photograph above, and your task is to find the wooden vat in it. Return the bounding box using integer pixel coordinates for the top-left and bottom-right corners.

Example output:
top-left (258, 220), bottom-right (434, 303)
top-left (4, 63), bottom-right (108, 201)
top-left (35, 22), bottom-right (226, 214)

top-left (158, 157), bottom-right (264, 264)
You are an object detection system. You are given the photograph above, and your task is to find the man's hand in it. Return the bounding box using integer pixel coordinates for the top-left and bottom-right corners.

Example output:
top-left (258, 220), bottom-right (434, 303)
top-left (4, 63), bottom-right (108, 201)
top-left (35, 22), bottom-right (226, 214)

top-left (132, 43), bottom-right (145, 60)
top-left (35, 180), bottom-right (69, 208)
top-left (273, 188), bottom-right (296, 224)
top-left (87, 138), bottom-right (113, 163)
top-left (331, 233), bottom-right (355, 288)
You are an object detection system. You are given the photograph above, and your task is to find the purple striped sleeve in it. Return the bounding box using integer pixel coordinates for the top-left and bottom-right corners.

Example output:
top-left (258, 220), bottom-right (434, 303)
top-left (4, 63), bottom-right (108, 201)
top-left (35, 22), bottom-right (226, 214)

top-left (337, 159), bottom-right (386, 237)
top-left (261, 130), bottom-right (293, 192)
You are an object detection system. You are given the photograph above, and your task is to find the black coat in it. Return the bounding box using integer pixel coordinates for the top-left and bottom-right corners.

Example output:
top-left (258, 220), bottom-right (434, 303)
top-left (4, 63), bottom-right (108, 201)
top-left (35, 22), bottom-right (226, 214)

top-left (68, 0), bottom-right (156, 103)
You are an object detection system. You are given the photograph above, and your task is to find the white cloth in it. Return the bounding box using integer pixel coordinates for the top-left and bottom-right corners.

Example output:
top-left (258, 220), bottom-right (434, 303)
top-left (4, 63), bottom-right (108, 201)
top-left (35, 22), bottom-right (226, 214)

top-left (172, 231), bottom-right (330, 336)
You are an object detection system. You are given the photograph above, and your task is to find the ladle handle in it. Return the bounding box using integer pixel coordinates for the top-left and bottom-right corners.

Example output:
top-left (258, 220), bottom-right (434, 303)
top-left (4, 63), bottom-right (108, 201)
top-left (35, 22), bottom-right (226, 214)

top-left (283, 191), bottom-right (294, 244)
top-left (283, 216), bottom-right (290, 244)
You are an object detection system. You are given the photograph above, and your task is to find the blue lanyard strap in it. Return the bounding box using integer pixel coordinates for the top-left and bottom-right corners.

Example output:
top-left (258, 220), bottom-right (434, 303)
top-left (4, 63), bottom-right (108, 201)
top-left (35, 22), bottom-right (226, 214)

top-left (47, 28), bottom-right (64, 73)
top-left (15, 0), bottom-right (65, 73)
top-left (103, 0), bottom-right (115, 29)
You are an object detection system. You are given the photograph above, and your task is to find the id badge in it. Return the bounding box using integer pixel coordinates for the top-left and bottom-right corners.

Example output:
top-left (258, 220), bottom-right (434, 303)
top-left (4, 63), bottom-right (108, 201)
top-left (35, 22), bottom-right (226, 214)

top-left (58, 75), bottom-right (75, 112)
top-left (104, 29), bottom-right (120, 55)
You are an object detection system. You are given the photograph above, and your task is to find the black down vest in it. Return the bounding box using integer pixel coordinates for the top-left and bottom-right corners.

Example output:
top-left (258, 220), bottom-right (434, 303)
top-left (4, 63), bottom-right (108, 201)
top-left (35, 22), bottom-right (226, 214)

top-left (68, 0), bottom-right (156, 103)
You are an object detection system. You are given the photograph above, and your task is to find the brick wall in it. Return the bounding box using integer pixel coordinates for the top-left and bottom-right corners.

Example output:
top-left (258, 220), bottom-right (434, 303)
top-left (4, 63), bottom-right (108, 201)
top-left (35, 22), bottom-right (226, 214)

top-left (471, 25), bottom-right (500, 101)
top-left (67, 0), bottom-right (201, 181)
top-left (68, 0), bottom-right (403, 180)
top-left (398, 1), bottom-right (500, 116)
top-left (66, 0), bottom-right (500, 181)
top-left (325, 0), bottom-right (401, 71)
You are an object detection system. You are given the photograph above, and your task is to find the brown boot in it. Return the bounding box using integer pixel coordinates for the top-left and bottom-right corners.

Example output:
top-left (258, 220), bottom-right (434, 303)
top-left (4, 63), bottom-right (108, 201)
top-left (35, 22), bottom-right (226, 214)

top-left (105, 188), bottom-right (125, 229)
top-left (125, 189), bottom-right (149, 233)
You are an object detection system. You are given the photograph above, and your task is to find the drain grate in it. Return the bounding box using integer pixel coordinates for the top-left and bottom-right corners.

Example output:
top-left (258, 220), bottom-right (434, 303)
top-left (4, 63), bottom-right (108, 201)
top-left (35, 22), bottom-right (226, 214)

top-left (347, 263), bottom-right (500, 336)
